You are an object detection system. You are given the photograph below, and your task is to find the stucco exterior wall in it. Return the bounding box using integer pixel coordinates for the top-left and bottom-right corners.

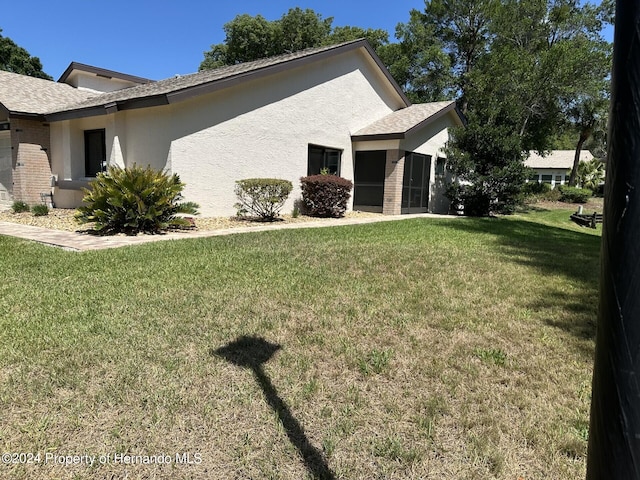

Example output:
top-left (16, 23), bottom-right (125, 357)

top-left (49, 48), bottom-right (406, 216)
top-left (169, 51), bottom-right (402, 216)
top-left (401, 112), bottom-right (459, 214)
top-left (66, 72), bottom-right (142, 93)
top-left (529, 168), bottom-right (571, 188)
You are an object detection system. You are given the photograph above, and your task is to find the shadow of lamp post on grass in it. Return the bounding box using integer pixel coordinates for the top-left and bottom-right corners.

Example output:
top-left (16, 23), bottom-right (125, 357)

top-left (213, 336), bottom-right (335, 480)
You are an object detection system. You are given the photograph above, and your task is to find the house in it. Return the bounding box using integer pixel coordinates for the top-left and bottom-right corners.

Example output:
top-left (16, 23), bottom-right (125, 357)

top-left (525, 150), bottom-right (595, 188)
top-left (0, 39), bottom-right (465, 216)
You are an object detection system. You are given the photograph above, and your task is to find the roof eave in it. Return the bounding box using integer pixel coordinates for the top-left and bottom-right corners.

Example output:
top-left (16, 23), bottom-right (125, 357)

top-left (58, 61), bottom-right (153, 85)
top-left (351, 132), bottom-right (406, 142)
top-left (6, 111), bottom-right (47, 121)
top-left (46, 95), bottom-right (169, 121)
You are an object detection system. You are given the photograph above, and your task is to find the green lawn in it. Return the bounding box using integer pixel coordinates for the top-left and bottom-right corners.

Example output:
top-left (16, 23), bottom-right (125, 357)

top-left (0, 208), bottom-right (600, 479)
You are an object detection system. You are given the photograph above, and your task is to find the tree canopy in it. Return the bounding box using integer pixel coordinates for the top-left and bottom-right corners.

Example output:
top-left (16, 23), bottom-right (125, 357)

top-left (198, 4), bottom-right (612, 216)
top-left (397, 0), bottom-right (613, 215)
top-left (0, 29), bottom-right (51, 79)
top-left (200, 8), bottom-right (388, 70)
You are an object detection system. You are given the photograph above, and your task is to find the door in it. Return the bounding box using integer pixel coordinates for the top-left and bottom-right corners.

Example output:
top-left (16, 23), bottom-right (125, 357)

top-left (401, 153), bottom-right (431, 214)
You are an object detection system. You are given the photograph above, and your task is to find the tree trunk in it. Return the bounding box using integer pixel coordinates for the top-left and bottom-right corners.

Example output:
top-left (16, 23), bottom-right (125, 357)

top-left (568, 130), bottom-right (591, 187)
top-left (586, 1), bottom-right (640, 477)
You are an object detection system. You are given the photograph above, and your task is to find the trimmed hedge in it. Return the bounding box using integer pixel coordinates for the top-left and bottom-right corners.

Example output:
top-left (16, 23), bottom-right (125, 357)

top-left (234, 178), bottom-right (293, 221)
top-left (522, 181), bottom-right (551, 196)
top-left (300, 174), bottom-right (353, 218)
top-left (558, 185), bottom-right (592, 204)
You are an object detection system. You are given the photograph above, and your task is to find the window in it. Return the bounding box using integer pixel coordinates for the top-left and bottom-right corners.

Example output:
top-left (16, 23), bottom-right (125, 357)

top-left (554, 175), bottom-right (563, 186)
top-left (85, 129), bottom-right (106, 177)
top-left (541, 174), bottom-right (553, 184)
top-left (435, 157), bottom-right (446, 177)
top-left (308, 145), bottom-right (342, 175)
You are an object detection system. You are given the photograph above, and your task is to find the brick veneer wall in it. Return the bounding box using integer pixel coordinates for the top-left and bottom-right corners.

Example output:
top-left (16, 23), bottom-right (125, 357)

top-left (11, 118), bottom-right (53, 205)
top-left (382, 149), bottom-right (405, 215)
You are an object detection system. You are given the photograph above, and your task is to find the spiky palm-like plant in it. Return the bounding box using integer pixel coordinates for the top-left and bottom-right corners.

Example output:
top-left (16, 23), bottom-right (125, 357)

top-left (575, 159), bottom-right (605, 192)
top-left (75, 165), bottom-right (199, 234)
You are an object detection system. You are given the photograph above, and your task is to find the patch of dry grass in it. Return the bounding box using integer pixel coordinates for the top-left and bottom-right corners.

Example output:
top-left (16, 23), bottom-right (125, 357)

top-left (0, 210), bottom-right (600, 479)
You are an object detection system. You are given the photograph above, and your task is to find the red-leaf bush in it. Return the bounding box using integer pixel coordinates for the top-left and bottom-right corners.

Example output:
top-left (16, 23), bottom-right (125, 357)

top-left (300, 174), bottom-right (353, 218)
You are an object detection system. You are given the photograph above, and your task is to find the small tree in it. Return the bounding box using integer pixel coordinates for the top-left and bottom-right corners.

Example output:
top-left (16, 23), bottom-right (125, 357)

top-left (574, 158), bottom-right (605, 192)
top-left (234, 178), bottom-right (293, 221)
top-left (75, 165), bottom-right (199, 234)
top-left (445, 118), bottom-right (530, 216)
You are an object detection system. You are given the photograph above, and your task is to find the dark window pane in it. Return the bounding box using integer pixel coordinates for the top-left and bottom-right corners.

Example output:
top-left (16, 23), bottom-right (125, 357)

top-left (85, 129), bottom-right (106, 177)
top-left (326, 151), bottom-right (340, 175)
top-left (307, 145), bottom-right (342, 175)
top-left (308, 146), bottom-right (324, 176)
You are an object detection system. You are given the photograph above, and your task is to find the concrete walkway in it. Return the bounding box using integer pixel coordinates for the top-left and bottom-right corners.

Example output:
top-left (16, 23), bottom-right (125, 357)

top-left (0, 213), bottom-right (453, 252)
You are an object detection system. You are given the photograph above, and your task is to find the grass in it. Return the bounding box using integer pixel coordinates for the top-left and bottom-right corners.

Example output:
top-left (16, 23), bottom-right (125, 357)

top-left (0, 206), bottom-right (600, 479)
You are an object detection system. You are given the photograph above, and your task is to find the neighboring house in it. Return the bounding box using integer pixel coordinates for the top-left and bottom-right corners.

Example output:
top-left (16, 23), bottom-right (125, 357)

top-left (0, 39), bottom-right (465, 216)
top-left (525, 150), bottom-right (595, 188)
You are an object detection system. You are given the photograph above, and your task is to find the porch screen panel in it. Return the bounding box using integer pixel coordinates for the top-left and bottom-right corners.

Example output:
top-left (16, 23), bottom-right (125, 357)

top-left (354, 151), bottom-right (386, 207)
top-left (0, 132), bottom-right (11, 201)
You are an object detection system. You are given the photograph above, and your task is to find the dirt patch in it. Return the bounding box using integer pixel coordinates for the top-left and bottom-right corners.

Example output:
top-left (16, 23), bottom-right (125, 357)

top-left (527, 197), bottom-right (604, 212)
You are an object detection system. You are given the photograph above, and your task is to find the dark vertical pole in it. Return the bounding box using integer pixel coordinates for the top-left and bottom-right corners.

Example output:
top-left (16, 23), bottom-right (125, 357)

top-left (587, 2), bottom-right (640, 478)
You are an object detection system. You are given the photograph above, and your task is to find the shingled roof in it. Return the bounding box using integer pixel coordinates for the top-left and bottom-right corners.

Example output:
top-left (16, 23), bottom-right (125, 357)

top-left (352, 101), bottom-right (463, 141)
top-left (525, 150), bottom-right (595, 169)
top-left (0, 70), bottom-right (94, 118)
top-left (43, 39), bottom-right (409, 121)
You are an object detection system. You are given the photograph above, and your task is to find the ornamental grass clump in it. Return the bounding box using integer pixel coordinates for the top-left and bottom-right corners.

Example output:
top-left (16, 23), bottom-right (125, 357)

top-left (234, 178), bottom-right (293, 222)
top-left (75, 165), bottom-right (199, 234)
top-left (300, 174), bottom-right (353, 218)
top-left (11, 201), bottom-right (29, 213)
top-left (31, 204), bottom-right (49, 217)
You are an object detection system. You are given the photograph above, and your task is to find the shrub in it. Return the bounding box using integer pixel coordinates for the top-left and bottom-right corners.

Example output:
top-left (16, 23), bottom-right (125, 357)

top-left (31, 204), bottom-right (49, 216)
top-left (558, 185), bottom-right (592, 204)
top-left (542, 188), bottom-right (561, 202)
top-left (522, 182), bottom-right (561, 203)
top-left (11, 201), bottom-right (29, 213)
top-left (300, 174), bottom-right (353, 218)
top-left (522, 181), bottom-right (551, 196)
top-left (234, 178), bottom-right (293, 222)
top-left (75, 165), bottom-right (199, 234)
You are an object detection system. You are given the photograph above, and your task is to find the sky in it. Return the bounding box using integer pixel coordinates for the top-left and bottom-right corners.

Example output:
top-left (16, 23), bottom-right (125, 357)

top-left (2, 1), bottom-right (427, 81)
top-left (3, 1), bottom-right (614, 82)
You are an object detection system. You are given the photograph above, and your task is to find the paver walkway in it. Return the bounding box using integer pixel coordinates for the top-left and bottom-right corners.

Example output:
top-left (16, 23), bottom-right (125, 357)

top-left (0, 213), bottom-right (454, 251)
